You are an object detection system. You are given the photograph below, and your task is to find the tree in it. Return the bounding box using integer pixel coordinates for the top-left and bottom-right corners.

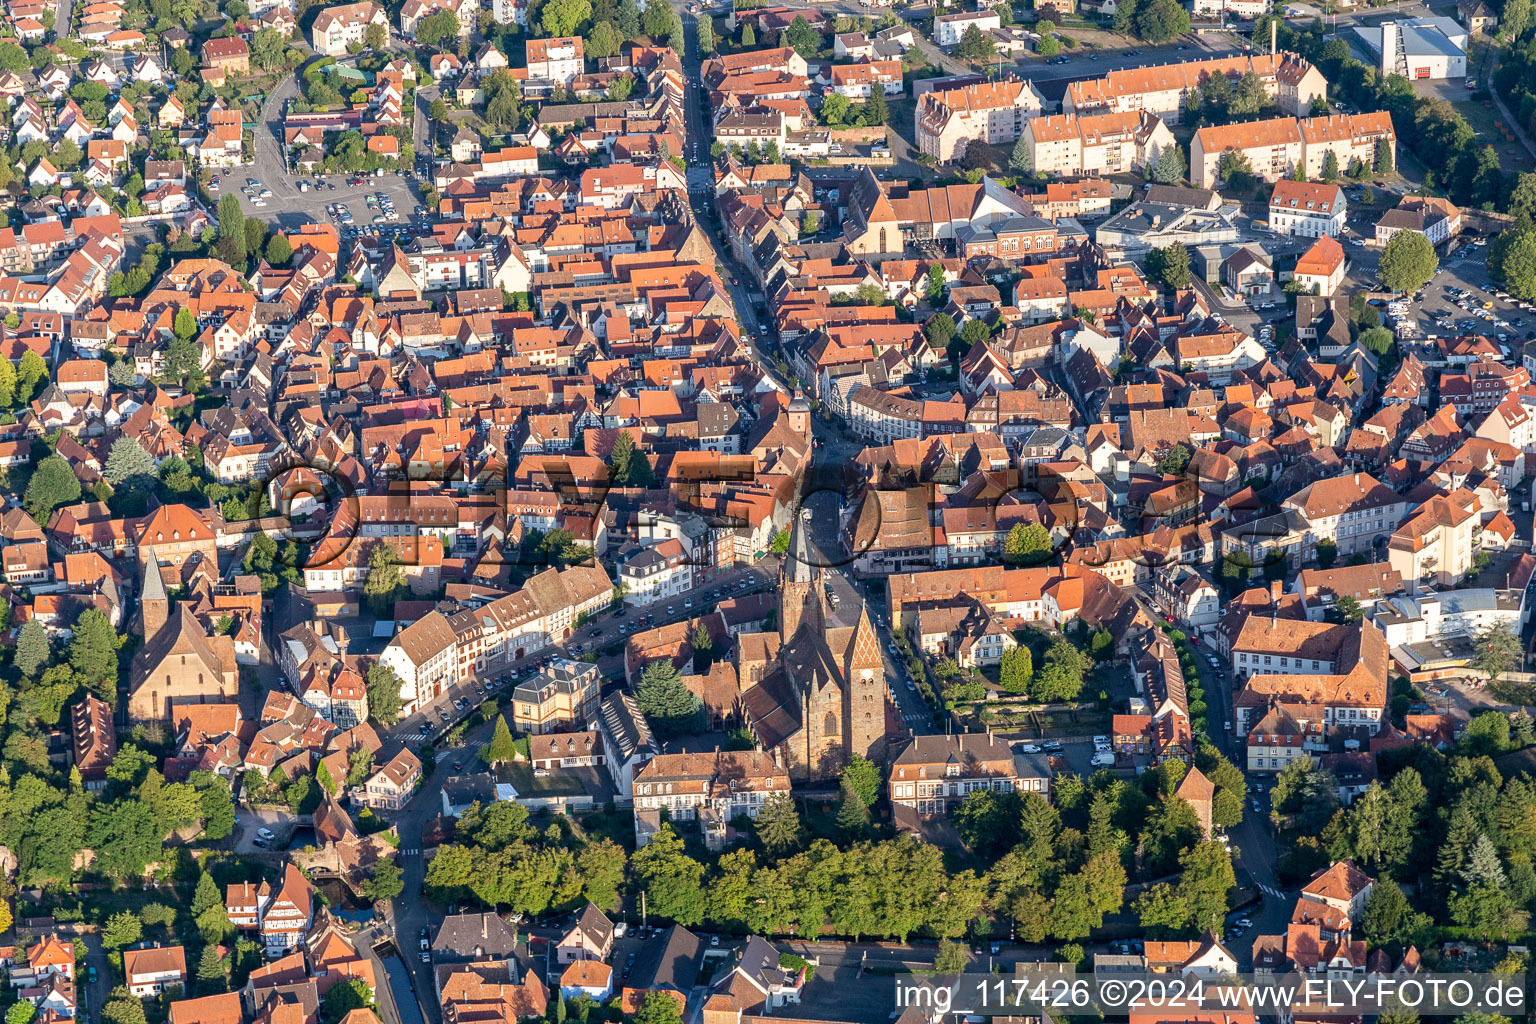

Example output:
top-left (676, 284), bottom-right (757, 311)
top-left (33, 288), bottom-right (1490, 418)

top-left (162, 333), bottom-right (206, 392)
top-left (542, 0), bottom-right (590, 35)
top-left (266, 234), bottom-right (293, 267)
top-left (481, 715), bottom-right (518, 764)
top-left (863, 89), bottom-right (889, 128)
top-left (365, 21), bottom-right (387, 48)
top-left (418, 8), bottom-right (462, 47)
top-left (842, 754), bottom-right (881, 807)
top-left (783, 15), bottom-right (820, 56)
top-left (634, 993), bottom-right (682, 1024)
top-left (322, 979), bottom-right (373, 1024)
top-left (1133, 0), bottom-right (1188, 42)
top-left (1228, 70), bottom-right (1268, 116)
top-left (1037, 32), bottom-right (1060, 55)
top-left (104, 436), bottom-right (156, 487)
top-left (15, 348), bottom-right (46, 405)
top-left (933, 939), bottom-right (969, 973)
top-left (926, 313), bottom-right (956, 354)
top-left (69, 608), bottom-right (119, 686)
top-left (7, 1004), bottom-right (35, 1024)
top-left (1002, 522), bottom-right (1052, 565)
top-left (103, 992), bottom-right (149, 1024)
top-left (0, 358), bottom-right (14, 408)
top-left (955, 23), bottom-right (995, 61)
top-left (1009, 135), bottom-right (1033, 174)
top-left (1358, 325), bottom-right (1395, 357)
top-left (217, 193), bottom-right (245, 247)
top-left (1155, 242), bottom-right (1190, 289)
top-left (1490, 217), bottom-right (1536, 302)
top-left (1218, 150), bottom-right (1255, 190)
top-left (1378, 229), bottom-right (1438, 294)
top-left (819, 92), bottom-right (851, 126)
top-left (15, 620), bottom-right (50, 677)
top-left (1316, 539), bottom-right (1338, 570)
top-left (25, 455), bottom-right (82, 522)
top-left (1362, 876), bottom-right (1414, 947)
top-left (1321, 149), bottom-right (1340, 182)
top-left (252, 27), bottom-right (289, 67)
top-left (608, 430), bottom-right (655, 487)
top-left (1375, 136), bottom-right (1395, 175)
top-left (740, 21), bottom-right (755, 45)
top-left (366, 663), bottom-right (403, 725)
top-left (1472, 622), bottom-right (1522, 681)
top-left (696, 14), bottom-right (715, 52)
top-left (362, 542), bottom-right (406, 615)
top-left (635, 659), bottom-right (702, 737)
top-left (197, 944), bottom-right (228, 992)
top-left (362, 857), bottom-right (405, 902)
top-left (1033, 637), bottom-right (1089, 702)
top-left (1149, 145), bottom-right (1185, 185)
top-left (89, 800), bottom-right (164, 881)
top-left (102, 994), bottom-right (147, 1024)
top-left (630, 825), bottom-right (707, 924)
top-left (1000, 646), bottom-right (1032, 693)
top-left (754, 791), bottom-right (803, 855)
top-left (835, 775), bottom-right (871, 837)
top-left (102, 910), bottom-right (143, 950)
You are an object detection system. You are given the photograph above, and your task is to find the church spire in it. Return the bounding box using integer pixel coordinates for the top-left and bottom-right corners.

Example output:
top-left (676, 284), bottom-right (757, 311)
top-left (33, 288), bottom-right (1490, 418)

top-left (140, 546), bottom-right (169, 640)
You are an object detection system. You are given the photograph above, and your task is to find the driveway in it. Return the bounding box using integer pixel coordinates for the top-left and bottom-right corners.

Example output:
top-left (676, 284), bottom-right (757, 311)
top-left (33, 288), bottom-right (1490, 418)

top-left (233, 807), bottom-right (305, 853)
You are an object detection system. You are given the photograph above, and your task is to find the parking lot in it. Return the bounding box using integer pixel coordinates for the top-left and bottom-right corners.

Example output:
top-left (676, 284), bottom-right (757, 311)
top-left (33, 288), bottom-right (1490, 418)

top-left (1361, 238), bottom-right (1536, 349)
top-left (211, 168), bottom-right (427, 237)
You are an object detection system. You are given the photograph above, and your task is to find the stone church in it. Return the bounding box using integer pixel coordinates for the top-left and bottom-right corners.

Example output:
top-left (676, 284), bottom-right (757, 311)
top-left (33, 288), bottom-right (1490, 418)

top-left (735, 516), bottom-right (888, 781)
top-left (126, 546), bottom-right (240, 722)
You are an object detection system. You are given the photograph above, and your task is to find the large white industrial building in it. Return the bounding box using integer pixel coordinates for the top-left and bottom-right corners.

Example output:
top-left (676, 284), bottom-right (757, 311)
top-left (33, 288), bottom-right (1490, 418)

top-left (1355, 17), bottom-right (1467, 79)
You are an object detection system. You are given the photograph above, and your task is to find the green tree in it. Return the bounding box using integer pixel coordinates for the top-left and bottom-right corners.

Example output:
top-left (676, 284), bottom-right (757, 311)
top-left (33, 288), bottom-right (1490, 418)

top-left (1149, 145), bottom-right (1186, 185)
top-left (999, 645), bottom-right (1032, 693)
top-left (1155, 242), bottom-right (1190, 289)
top-left (842, 754), bottom-right (881, 807)
top-left (1218, 150), bottom-right (1255, 190)
top-left (7, 1004), bottom-right (35, 1024)
top-left (635, 658), bottom-right (702, 737)
top-left (366, 663), bottom-right (403, 725)
top-left (104, 435), bottom-right (156, 486)
top-left (1321, 149), bottom-right (1340, 182)
top-left (783, 15), bottom-right (820, 56)
top-left (1033, 637), bottom-right (1089, 702)
top-left (630, 825), bottom-right (707, 924)
top-left (217, 193), bottom-right (245, 248)
top-left (69, 608), bottom-right (119, 687)
top-left (25, 455), bottom-right (82, 522)
top-left (102, 910), bottom-right (143, 950)
top-left (365, 21), bottom-right (387, 48)
top-left (266, 234), bottom-right (293, 267)
top-left (362, 856), bottom-right (405, 902)
top-left (696, 14), bottom-right (715, 52)
top-left (1378, 229), bottom-right (1438, 294)
top-left (321, 979), bottom-right (373, 1024)
top-left (754, 791), bottom-right (803, 856)
top-left (1133, 0), bottom-right (1188, 41)
top-left (88, 800), bottom-right (164, 881)
top-left (481, 715), bottom-right (518, 764)
top-left (16, 349), bottom-right (46, 404)
top-left (819, 92), bottom-right (851, 125)
top-left (196, 944), bottom-right (228, 992)
top-left (955, 23), bottom-right (995, 61)
top-left (418, 8), bottom-right (462, 47)
top-left (102, 995), bottom-right (147, 1024)
top-left (634, 993), bottom-right (682, 1024)
top-left (542, 0), bottom-right (590, 36)
top-left (1472, 622), bottom-right (1522, 681)
top-left (933, 939), bottom-right (969, 973)
top-left (362, 542), bottom-right (407, 615)
top-left (1003, 522), bottom-right (1052, 565)
top-left (0, 358), bottom-right (15, 408)
top-left (1358, 325), bottom-right (1395, 357)
top-left (15, 620), bottom-right (50, 677)
top-left (740, 20), bottom-right (755, 45)
top-left (1375, 136), bottom-right (1395, 175)
top-left (1010, 135), bottom-right (1033, 173)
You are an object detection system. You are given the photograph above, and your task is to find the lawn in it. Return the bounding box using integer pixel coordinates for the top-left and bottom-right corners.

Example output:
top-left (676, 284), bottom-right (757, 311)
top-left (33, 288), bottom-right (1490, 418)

top-left (497, 761), bottom-right (586, 796)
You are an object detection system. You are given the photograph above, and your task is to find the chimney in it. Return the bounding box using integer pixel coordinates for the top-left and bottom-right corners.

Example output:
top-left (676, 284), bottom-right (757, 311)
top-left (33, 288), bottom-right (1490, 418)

top-left (1271, 18), bottom-right (1277, 55)
top-left (1270, 580), bottom-right (1282, 600)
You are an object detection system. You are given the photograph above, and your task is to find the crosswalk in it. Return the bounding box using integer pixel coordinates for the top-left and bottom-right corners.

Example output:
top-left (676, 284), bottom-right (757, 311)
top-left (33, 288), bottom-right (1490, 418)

top-left (400, 731), bottom-right (429, 744)
top-left (401, 848), bottom-right (422, 857)
top-left (1258, 884), bottom-right (1286, 899)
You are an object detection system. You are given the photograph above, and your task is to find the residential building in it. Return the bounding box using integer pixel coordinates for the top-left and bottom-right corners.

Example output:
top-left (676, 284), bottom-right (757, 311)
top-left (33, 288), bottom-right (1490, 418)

top-left (124, 947), bottom-right (187, 998)
top-left (915, 79), bottom-right (1045, 163)
top-left (511, 658), bottom-right (601, 734)
top-left (1268, 180), bottom-right (1346, 237)
top-left (1280, 472), bottom-right (1408, 560)
top-left (1190, 113), bottom-right (1395, 189)
top-left (1387, 488), bottom-right (1479, 586)
top-left (1230, 618), bottom-right (1390, 735)
top-left (932, 9), bottom-right (1000, 46)
top-left (632, 750), bottom-right (790, 850)
top-left (1022, 110), bottom-right (1176, 178)
top-left (1064, 52), bottom-right (1326, 123)
top-left (1293, 235), bottom-right (1347, 296)
top-left (526, 36), bottom-right (584, 86)
top-left (888, 733), bottom-right (1050, 818)
top-left (359, 747), bottom-right (422, 810)
top-left (310, 2), bottom-right (389, 55)
top-left (1375, 195), bottom-right (1461, 247)
top-left (620, 539), bottom-right (693, 605)
top-left (555, 904), bottom-right (614, 964)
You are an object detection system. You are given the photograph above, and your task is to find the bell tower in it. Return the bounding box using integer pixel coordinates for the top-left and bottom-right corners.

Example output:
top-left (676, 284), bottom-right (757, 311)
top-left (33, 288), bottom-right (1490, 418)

top-left (778, 511), bottom-right (823, 643)
top-left (139, 545), bottom-right (169, 642)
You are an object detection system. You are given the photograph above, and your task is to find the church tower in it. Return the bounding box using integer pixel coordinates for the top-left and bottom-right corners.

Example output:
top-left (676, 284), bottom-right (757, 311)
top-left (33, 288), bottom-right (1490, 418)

top-left (139, 546), bottom-right (169, 642)
top-left (778, 512), bottom-right (824, 643)
top-left (844, 604), bottom-right (888, 763)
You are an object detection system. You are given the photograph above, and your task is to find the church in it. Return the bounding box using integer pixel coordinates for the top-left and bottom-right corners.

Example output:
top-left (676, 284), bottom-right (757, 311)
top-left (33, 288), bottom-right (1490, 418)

top-left (734, 514), bottom-right (889, 782)
top-left (126, 546), bottom-right (240, 723)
